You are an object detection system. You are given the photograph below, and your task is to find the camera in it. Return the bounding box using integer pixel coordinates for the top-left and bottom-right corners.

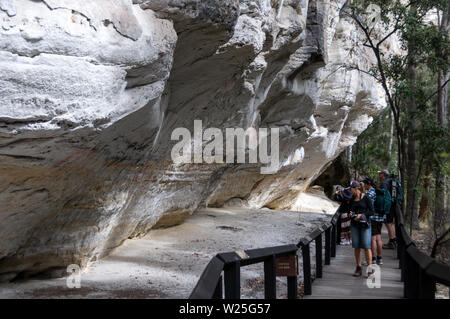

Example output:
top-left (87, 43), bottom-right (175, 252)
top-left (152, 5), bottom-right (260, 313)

top-left (350, 211), bottom-right (369, 228)
top-left (358, 219), bottom-right (369, 229)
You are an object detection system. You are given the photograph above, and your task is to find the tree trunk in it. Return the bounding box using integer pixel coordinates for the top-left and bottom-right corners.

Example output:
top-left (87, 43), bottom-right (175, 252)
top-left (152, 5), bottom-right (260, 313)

top-left (388, 110), bottom-right (394, 154)
top-left (348, 145), bottom-right (352, 164)
top-left (406, 16), bottom-right (420, 230)
top-left (434, 5), bottom-right (449, 234)
top-left (419, 164), bottom-right (431, 222)
top-left (399, 131), bottom-right (407, 210)
top-left (435, 70), bottom-right (449, 232)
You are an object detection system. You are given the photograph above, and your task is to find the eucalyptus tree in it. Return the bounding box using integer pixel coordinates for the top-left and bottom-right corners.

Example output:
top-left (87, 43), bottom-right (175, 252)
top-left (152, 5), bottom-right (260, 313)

top-left (343, 0), bottom-right (449, 245)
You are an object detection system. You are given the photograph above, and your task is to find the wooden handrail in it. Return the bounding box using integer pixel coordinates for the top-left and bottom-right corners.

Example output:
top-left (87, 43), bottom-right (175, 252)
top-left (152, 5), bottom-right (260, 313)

top-left (190, 203), bottom-right (449, 300)
top-left (189, 255), bottom-right (225, 299)
top-left (395, 204), bottom-right (450, 298)
top-left (189, 210), bottom-right (340, 299)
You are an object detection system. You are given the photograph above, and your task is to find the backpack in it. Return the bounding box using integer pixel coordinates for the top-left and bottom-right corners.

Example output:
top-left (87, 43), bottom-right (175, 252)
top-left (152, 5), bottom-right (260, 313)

top-left (375, 188), bottom-right (392, 215)
top-left (390, 178), bottom-right (403, 205)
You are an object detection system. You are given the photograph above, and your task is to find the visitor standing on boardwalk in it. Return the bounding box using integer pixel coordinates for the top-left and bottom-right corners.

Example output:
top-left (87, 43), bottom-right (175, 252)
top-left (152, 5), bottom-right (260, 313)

top-left (378, 169), bottom-right (402, 249)
top-left (348, 181), bottom-right (374, 277)
top-left (362, 177), bottom-right (386, 265)
top-left (333, 187), bottom-right (352, 245)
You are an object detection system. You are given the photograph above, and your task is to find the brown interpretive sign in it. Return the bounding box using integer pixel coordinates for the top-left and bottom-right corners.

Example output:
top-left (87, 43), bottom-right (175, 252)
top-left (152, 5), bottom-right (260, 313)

top-left (275, 254), bottom-right (298, 277)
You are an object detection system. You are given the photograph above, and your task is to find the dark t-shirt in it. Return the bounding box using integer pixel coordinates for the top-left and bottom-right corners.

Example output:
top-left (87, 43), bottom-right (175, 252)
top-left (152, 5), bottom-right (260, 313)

top-left (349, 194), bottom-right (374, 226)
top-left (381, 178), bottom-right (392, 194)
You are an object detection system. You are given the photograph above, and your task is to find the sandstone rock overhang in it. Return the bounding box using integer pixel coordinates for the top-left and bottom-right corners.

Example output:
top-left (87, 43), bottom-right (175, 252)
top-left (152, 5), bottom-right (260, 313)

top-left (0, 0), bottom-right (386, 280)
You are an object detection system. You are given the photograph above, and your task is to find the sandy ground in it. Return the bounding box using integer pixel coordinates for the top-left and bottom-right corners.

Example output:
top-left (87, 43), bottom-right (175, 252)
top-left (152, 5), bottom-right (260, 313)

top-left (0, 198), bottom-right (338, 299)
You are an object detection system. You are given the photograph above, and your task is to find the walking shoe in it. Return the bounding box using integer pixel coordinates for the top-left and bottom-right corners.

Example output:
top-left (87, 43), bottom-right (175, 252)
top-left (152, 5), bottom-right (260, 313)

top-left (372, 257), bottom-right (377, 264)
top-left (383, 241), bottom-right (396, 249)
top-left (377, 257), bottom-right (383, 265)
top-left (353, 266), bottom-right (362, 277)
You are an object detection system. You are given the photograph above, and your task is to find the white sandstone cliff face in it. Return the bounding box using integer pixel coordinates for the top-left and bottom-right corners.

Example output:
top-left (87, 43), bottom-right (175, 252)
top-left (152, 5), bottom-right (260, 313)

top-left (0, 0), bottom-right (386, 279)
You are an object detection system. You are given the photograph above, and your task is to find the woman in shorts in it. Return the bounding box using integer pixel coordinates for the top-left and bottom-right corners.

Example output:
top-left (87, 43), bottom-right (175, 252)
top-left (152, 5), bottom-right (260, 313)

top-left (348, 181), bottom-right (374, 277)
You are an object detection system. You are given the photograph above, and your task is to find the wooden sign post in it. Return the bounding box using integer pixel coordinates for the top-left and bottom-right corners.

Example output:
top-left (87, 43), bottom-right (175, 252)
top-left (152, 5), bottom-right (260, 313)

top-left (276, 253), bottom-right (299, 299)
top-left (275, 253), bottom-right (298, 277)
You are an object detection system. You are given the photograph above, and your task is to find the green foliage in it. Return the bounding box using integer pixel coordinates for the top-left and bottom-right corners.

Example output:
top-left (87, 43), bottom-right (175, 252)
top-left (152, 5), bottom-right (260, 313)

top-left (349, 0), bottom-right (450, 178)
top-left (350, 108), bottom-right (398, 179)
top-left (441, 153), bottom-right (450, 177)
top-left (348, 0), bottom-right (450, 234)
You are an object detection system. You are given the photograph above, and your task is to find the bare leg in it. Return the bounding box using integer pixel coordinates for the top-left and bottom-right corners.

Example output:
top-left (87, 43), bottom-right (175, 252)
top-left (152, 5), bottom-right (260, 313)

top-left (371, 237), bottom-right (377, 257)
top-left (386, 223), bottom-right (396, 240)
top-left (364, 248), bottom-right (372, 265)
top-left (376, 235), bottom-right (383, 257)
top-left (354, 248), bottom-right (362, 267)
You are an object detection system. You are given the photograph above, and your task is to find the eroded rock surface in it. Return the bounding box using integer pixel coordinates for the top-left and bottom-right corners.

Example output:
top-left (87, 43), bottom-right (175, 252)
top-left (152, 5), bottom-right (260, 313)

top-left (1, 0), bottom-right (386, 278)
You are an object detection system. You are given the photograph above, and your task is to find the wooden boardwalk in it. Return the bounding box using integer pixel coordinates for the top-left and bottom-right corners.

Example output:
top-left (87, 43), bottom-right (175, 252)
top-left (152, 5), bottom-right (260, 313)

top-left (304, 231), bottom-right (404, 299)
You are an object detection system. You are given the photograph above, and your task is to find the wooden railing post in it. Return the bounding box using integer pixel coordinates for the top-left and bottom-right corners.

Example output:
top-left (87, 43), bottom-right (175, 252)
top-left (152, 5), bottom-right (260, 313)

top-left (404, 252), bottom-right (419, 298)
top-left (403, 251), bottom-right (410, 298)
top-left (331, 224), bottom-right (336, 258)
top-left (395, 223), bottom-right (401, 260)
top-left (264, 255), bottom-right (277, 299)
top-left (224, 261), bottom-right (240, 299)
top-left (315, 233), bottom-right (323, 278)
top-left (287, 276), bottom-right (298, 299)
top-left (213, 275), bottom-right (223, 299)
top-left (397, 228), bottom-right (407, 282)
top-left (399, 239), bottom-right (405, 282)
top-left (418, 269), bottom-right (436, 299)
top-left (325, 227), bottom-right (331, 265)
top-left (302, 243), bottom-right (312, 295)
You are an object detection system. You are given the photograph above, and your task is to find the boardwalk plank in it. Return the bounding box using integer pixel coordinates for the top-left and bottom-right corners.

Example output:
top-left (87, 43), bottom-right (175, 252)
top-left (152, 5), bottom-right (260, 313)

top-left (304, 231), bottom-right (403, 299)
